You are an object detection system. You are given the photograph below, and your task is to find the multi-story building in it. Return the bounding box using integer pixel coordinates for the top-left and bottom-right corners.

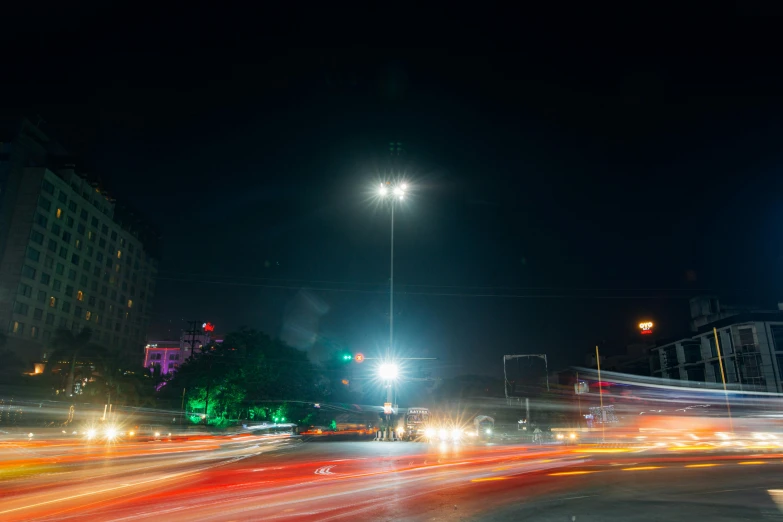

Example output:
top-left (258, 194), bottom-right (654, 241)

top-left (142, 326), bottom-right (223, 376)
top-left (143, 341), bottom-right (181, 375)
top-left (0, 120), bottom-right (158, 365)
top-left (650, 297), bottom-right (783, 393)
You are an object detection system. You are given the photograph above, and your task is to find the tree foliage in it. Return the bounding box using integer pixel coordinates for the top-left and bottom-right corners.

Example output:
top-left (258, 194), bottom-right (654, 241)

top-left (163, 329), bottom-right (321, 426)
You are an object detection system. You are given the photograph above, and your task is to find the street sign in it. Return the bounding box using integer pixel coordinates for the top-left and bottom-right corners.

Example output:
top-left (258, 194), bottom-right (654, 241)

top-left (383, 402), bottom-right (392, 415)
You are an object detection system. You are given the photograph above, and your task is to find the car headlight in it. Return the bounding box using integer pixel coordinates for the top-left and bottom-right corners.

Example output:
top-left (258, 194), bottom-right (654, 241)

top-left (154, 432), bottom-right (160, 437)
top-left (438, 429), bottom-right (447, 440)
top-left (128, 431), bottom-right (135, 436)
top-left (556, 433), bottom-right (564, 440)
top-left (569, 433), bottom-right (577, 440)
top-left (485, 428), bottom-right (492, 435)
top-left (105, 427), bottom-right (118, 439)
top-left (451, 428), bottom-right (462, 440)
top-left (425, 428), bottom-right (435, 437)
top-left (86, 428), bottom-right (97, 439)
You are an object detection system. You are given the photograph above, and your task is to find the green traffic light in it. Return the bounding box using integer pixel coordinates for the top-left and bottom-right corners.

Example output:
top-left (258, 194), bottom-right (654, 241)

top-left (342, 354), bottom-right (352, 361)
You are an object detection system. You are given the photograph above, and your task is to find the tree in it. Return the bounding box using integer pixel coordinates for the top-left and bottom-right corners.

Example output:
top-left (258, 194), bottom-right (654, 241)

top-left (46, 328), bottom-right (100, 396)
top-left (164, 328), bottom-right (322, 427)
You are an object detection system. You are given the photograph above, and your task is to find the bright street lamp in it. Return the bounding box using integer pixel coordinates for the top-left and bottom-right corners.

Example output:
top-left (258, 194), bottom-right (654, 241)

top-left (376, 180), bottom-right (408, 440)
top-left (378, 362), bottom-right (399, 381)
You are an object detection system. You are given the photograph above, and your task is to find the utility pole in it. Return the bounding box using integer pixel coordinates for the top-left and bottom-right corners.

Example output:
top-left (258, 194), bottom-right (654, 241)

top-left (713, 327), bottom-right (734, 433)
top-left (184, 320), bottom-right (203, 361)
top-left (180, 388), bottom-right (186, 426)
top-left (596, 345), bottom-right (604, 443)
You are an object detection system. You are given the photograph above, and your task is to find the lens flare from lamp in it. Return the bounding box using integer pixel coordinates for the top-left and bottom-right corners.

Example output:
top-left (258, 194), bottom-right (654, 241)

top-left (379, 362), bottom-right (399, 380)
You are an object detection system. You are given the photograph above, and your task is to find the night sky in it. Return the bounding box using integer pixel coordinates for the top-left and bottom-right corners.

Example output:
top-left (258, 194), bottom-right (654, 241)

top-left (4, 14), bottom-right (783, 377)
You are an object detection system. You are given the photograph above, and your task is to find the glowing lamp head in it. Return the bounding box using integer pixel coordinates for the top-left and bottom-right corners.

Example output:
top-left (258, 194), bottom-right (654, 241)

top-left (378, 362), bottom-right (399, 380)
top-left (378, 184), bottom-right (388, 197)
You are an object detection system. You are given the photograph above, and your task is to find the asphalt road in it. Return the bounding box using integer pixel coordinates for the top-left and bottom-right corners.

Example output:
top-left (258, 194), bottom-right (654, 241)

top-left (1, 436), bottom-right (782, 521)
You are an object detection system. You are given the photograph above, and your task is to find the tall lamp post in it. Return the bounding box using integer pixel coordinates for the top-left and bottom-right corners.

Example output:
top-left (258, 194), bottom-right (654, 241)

top-left (377, 181), bottom-right (406, 438)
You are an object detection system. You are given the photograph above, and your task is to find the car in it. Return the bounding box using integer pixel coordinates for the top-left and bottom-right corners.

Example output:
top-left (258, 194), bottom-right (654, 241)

top-left (129, 424), bottom-right (172, 442)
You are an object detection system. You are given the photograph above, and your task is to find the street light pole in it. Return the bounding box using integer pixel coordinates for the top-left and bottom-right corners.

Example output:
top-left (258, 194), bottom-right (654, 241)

top-left (388, 201), bottom-right (394, 402)
top-left (378, 182), bottom-right (406, 438)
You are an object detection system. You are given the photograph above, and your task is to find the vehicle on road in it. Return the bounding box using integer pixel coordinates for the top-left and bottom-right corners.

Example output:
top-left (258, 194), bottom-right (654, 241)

top-left (474, 415), bottom-right (495, 441)
top-left (129, 424), bottom-right (171, 442)
top-left (402, 407), bottom-right (432, 441)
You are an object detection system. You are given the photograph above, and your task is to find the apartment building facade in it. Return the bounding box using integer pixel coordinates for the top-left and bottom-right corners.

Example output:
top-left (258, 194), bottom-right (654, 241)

top-left (0, 120), bottom-right (158, 364)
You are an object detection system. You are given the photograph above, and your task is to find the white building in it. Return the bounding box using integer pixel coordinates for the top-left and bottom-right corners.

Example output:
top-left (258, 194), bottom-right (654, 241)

top-left (650, 297), bottom-right (783, 393)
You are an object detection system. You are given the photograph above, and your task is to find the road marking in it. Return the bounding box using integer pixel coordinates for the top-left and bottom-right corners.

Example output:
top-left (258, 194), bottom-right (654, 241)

top-left (685, 463), bottom-right (720, 468)
top-left (471, 477), bottom-right (506, 482)
top-left (315, 465), bottom-right (336, 475)
top-left (492, 466), bottom-right (510, 471)
top-left (738, 461), bottom-right (766, 465)
top-left (621, 466), bottom-right (662, 471)
top-left (573, 448), bottom-right (632, 454)
top-left (549, 471), bottom-right (597, 476)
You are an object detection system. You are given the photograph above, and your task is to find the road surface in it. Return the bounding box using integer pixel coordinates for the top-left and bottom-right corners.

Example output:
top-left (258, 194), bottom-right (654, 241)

top-left (1, 435), bottom-right (782, 521)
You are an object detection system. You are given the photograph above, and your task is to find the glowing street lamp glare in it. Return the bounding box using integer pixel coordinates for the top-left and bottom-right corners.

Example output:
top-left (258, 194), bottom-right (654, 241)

top-left (379, 362), bottom-right (399, 380)
top-left (377, 183), bottom-right (407, 199)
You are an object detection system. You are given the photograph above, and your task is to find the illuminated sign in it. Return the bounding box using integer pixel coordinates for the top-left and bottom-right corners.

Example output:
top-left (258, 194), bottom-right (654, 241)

top-left (383, 402), bottom-right (393, 415)
top-left (202, 322), bottom-right (215, 333)
top-left (355, 353), bottom-right (364, 363)
top-left (639, 321), bottom-right (654, 335)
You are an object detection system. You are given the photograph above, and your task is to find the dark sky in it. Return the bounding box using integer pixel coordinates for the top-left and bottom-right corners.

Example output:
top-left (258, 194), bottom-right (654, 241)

top-left (3, 13), bottom-right (783, 376)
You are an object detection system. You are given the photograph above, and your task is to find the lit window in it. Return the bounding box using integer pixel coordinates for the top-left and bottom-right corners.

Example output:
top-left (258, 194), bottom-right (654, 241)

top-left (117, 250), bottom-right (122, 259)
top-left (56, 208), bottom-right (62, 219)
top-left (127, 299), bottom-right (133, 308)
top-left (30, 326), bottom-right (38, 338)
top-left (49, 296), bottom-right (56, 308)
top-left (12, 321), bottom-right (23, 334)
top-left (76, 290), bottom-right (84, 301)
top-left (115, 264), bottom-right (120, 273)
top-left (85, 311), bottom-right (91, 321)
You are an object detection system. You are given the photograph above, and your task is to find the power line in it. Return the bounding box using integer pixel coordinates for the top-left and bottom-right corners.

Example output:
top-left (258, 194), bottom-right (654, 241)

top-left (156, 276), bottom-right (696, 300)
top-left (157, 269), bottom-right (705, 293)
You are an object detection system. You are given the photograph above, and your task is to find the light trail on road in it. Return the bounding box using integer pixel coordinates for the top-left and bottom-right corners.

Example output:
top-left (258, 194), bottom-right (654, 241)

top-left (2, 437), bottom-right (783, 521)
